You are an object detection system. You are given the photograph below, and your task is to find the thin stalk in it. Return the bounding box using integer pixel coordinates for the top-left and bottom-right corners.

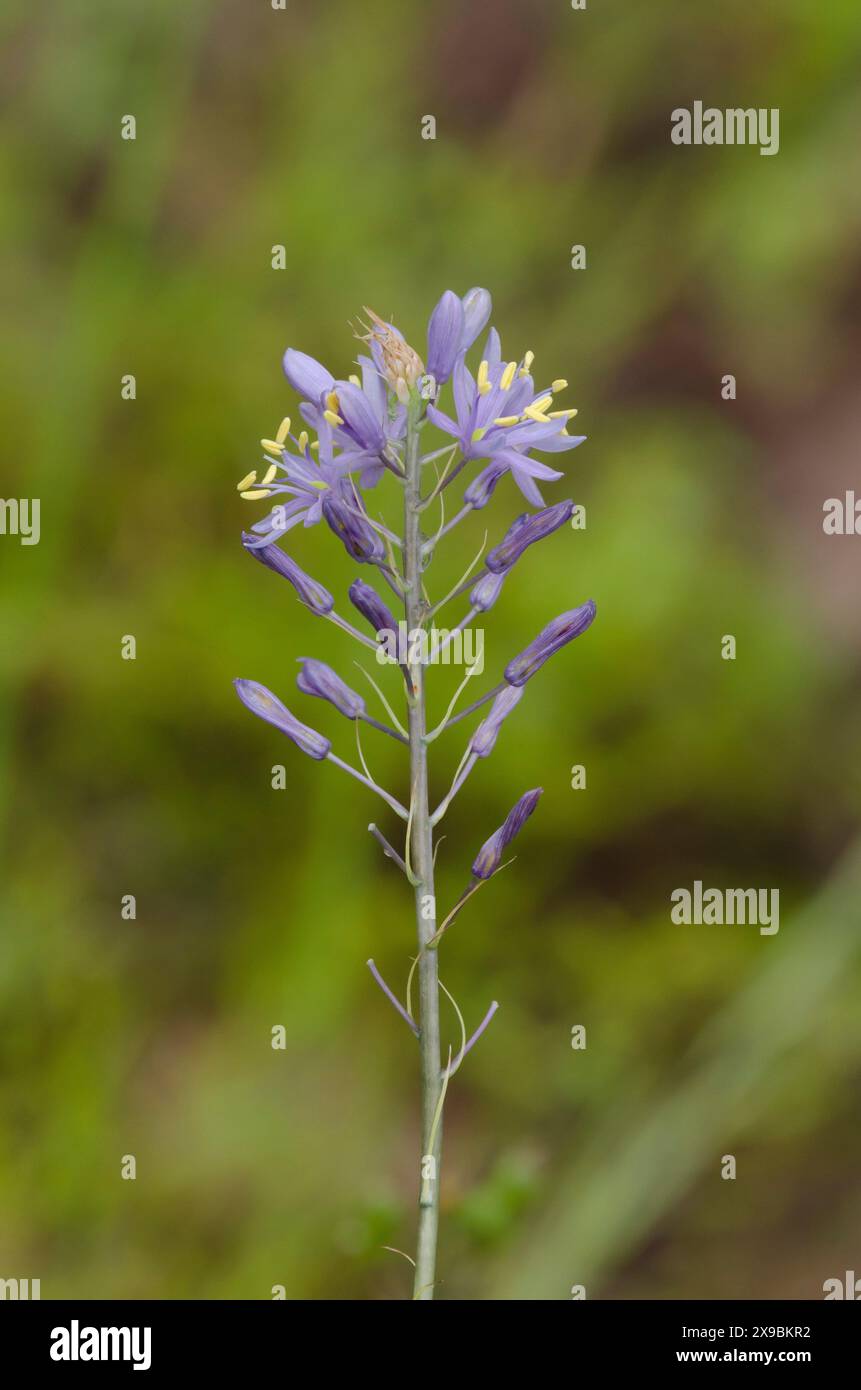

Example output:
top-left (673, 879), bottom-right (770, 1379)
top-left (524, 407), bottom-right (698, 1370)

top-left (403, 394), bottom-right (443, 1301)
top-left (421, 503), bottom-right (473, 556)
top-left (434, 680), bottom-right (505, 734)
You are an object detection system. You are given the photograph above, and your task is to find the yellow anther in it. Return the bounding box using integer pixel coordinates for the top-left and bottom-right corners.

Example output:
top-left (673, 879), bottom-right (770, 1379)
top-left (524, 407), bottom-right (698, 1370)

top-left (500, 361), bottom-right (517, 390)
top-left (298, 430), bottom-right (309, 451)
top-left (260, 438), bottom-right (282, 454)
top-left (494, 415), bottom-right (520, 427)
top-left (311, 440), bottom-right (320, 450)
top-left (531, 394), bottom-right (553, 414)
top-left (323, 409), bottom-right (344, 426)
top-left (551, 379), bottom-right (568, 393)
top-left (470, 427), bottom-right (487, 443)
top-left (348, 373), bottom-right (361, 386)
top-left (236, 470), bottom-right (257, 492)
top-left (476, 360), bottom-right (490, 392)
top-left (523, 405), bottom-right (552, 423)
top-left (275, 417), bottom-right (291, 444)
top-left (240, 489), bottom-right (273, 500)
top-left (261, 464), bottom-right (278, 485)
top-left (523, 350), bottom-right (535, 371)
top-left (549, 408), bottom-right (578, 419)
top-left (325, 390), bottom-right (341, 414)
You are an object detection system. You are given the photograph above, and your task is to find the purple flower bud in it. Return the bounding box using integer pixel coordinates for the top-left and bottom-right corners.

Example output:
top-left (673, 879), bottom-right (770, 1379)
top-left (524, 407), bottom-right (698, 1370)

top-left (472, 788), bottom-right (542, 880)
top-left (234, 679), bottom-right (331, 760)
top-left (282, 348), bottom-right (335, 401)
top-left (322, 493), bottom-right (385, 563)
top-left (469, 686), bottom-right (524, 758)
top-left (426, 290), bottom-right (465, 386)
top-left (486, 500), bottom-right (574, 574)
top-left (460, 287), bottom-right (492, 351)
top-left (348, 578), bottom-right (397, 637)
top-left (242, 533), bottom-right (334, 615)
top-left (504, 601), bottom-right (597, 687)
top-left (464, 460), bottom-right (508, 510)
top-left (470, 571), bottom-right (506, 613)
top-left (296, 658), bottom-right (365, 719)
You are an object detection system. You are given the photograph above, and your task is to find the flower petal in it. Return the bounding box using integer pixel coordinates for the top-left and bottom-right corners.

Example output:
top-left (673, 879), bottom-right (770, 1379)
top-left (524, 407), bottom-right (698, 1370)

top-left (427, 290), bottom-right (465, 385)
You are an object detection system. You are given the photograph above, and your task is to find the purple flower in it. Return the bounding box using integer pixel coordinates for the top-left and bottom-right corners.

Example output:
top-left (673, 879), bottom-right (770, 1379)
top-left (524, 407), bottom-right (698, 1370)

top-left (282, 344), bottom-right (404, 478)
top-left (234, 679), bottom-right (330, 760)
top-left (241, 533), bottom-right (334, 614)
top-left (331, 380), bottom-right (388, 456)
top-left (427, 351), bottom-right (585, 506)
top-left (322, 485), bottom-right (385, 563)
top-left (349, 578), bottom-right (397, 637)
top-left (296, 658), bottom-right (365, 719)
top-left (486, 500), bottom-right (574, 574)
top-left (245, 424), bottom-right (355, 548)
top-left (469, 571), bottom-right (506, 613)
top-left (469, 686), bottom-right (524, 758)
top-left (472, 788), bottom-right (543, 879)
top-left (504, 601), bottom-right (597, 687)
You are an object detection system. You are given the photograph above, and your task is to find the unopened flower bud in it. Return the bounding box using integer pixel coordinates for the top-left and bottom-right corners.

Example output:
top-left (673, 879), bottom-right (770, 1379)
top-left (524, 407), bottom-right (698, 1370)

top-left (469, 686), bottom-right (524, 758)
top-left (234, 679), bottom-right (330, 760)
top-left (472, 788), bottom-right (542, 880)
top-left (470, 571), bottom-right (506, 613)
top-left (241, 533), bottom-right (334, 615)
top-left (464, 460), bottom-right (507, 510)
top-left (460, 287), bottom-right (492, 351)
top-left (504, 601), bottom-right (596, 687)
top-left (426, 290), bottom-right (465, 386)
top-left (296, 658), bottom-right (365, 719)
top-left (322, 493), bottom-right (385, 564)
top-left (486, 500), bottom-right (574, 574)
top-left (349, 579), bottom-right (397, 638)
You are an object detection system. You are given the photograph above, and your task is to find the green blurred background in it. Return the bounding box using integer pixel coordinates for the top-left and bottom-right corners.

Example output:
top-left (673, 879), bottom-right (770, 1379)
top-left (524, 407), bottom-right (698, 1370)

top-left (2, 0), bottom-right (861, 1300)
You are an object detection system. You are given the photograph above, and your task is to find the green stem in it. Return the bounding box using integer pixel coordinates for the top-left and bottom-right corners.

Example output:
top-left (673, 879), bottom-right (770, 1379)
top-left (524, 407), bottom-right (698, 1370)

top-left (404, 397), bottom-right (442, 1300)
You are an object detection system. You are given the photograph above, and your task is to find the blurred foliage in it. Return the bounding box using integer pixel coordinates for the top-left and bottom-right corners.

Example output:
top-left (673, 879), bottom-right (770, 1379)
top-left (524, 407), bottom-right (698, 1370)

top-left (1, 0), bottom-right (860, 1299)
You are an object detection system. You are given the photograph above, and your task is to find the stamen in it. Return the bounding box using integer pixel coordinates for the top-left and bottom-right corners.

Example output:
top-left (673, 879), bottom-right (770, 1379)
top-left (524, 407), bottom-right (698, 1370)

top-left (240, 488), bottom-right (273, 500)
top-left (236, 470), bottom-right (257, 492)
top-left (276, 416), bottom-right (291, 444)
top-left (522, 405), bottom-right (552, 423)
top-left (493, 415), bottom-right (520, 427)
top-left (521, 349), bottom-right (535, 374)
top-left (531, 394), bottom-right (553, 414)
top-left (470, 427), bottom-right (487, 443)
top-left (311, 440), bottom-right (320, 450)
top-left (260, 438), bottom-right (282, 453)
top-left (500, 361), bottom-right (517, 390)
top-left (551, 378), bottom-right (567, 393)
top-left (298, 430), bottom-right (309, 451)
top-left (348, 373), bottom-right (361, 386)
top-left (476, 360), bottom-right (492, 395)
top-left (323, 409), bottom-right (344, 426)
top-left (261, 463), bottom-right (278, 485)
top-left (325, 390), bottom-right (341, 414)
top-left (549, 408), bottom-right (578, 419)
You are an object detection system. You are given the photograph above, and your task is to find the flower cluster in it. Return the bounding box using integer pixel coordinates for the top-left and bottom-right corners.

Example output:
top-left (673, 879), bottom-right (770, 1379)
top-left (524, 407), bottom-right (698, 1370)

top-left (232, 287), bottom-right (595, 1297)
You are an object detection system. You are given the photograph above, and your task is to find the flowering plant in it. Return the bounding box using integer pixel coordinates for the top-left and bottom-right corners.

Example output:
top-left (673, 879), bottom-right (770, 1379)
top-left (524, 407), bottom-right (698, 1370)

top-left (234, 289), bottom-right (595, 1298)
